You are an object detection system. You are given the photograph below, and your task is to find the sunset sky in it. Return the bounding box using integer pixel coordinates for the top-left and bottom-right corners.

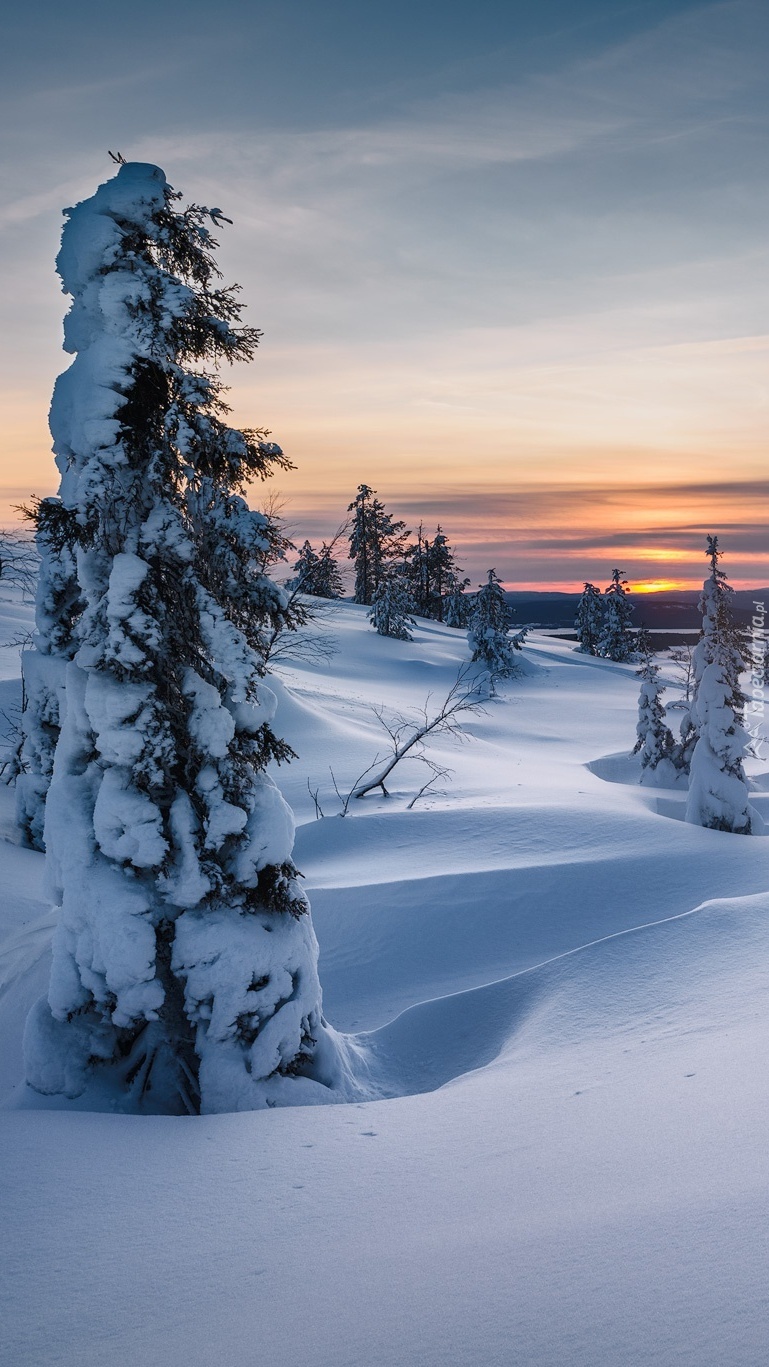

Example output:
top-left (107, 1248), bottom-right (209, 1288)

top-left (1, 0), bottom-right (767, 590)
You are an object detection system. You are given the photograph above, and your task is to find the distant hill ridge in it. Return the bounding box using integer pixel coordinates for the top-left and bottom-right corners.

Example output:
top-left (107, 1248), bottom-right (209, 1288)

top-left (505, 588), bottom-right (768, 630)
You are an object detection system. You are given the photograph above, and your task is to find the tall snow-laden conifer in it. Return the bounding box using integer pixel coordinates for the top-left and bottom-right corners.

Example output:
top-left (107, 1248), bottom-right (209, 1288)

top-left (24, 162), bottom-right (359, 1114)
top-left (468, 569), bottom-right (526, 679)
top-left (426, 527), bottom-right (459, 621)
top-left (369, 568), bottom-right (415, 640)
top-left (631, 651), bottom-right (679, 785)
top-left (405, 521), bottom-right (430, 616)
top-left (404, 524), bottom-right (462, 621)
top-left (598, 569), bottom-right (635, 661)
top-left (444, 577), bottom-right (473, 629)
top-left (291, 532), bottom-right (344, 599)
top-left (684, 536), bottom-right (752, 833)
top-left (347, 484), bottom-right (408, 604)
top-left (685, 664), bottom-right (753, 832)
top-left (574, 582), bottom-right (603, 655)
top-left (293, 539), bottom-right (321, 593)
top-left (314, 541), bottom-right (345, 599)
top-left (678, 535), bottom-right (748, 772)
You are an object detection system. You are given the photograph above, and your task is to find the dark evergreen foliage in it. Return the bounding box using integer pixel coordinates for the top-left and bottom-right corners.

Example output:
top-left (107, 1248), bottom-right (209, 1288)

top-left (574, 582), bottom-right (603, 655)
top-left (598, 570), bottom-right (635, 661)
top-left (468, 569), bottom-right (527, 678)
top-left (369, 568), bottom-right (416, 640)
top-left (347, 484), bottom-right (409, 605)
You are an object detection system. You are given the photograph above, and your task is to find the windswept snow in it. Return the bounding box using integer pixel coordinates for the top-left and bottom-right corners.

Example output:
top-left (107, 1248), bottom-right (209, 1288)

top-left (1, 596), bottom-right (768, 1366)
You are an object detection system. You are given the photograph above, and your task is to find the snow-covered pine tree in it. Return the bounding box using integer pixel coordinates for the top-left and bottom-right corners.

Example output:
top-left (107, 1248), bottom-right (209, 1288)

top-left (597, 569), bottom-right (635, 661)
top-left (347, 484), bottom-right (408, 605)
top-left (292, 539), bottom-right (321, 594)
top-left (685, 660), bottom-right (753, 833)
top-left (23, 161), bottom-right (360, 1114)
top-left (678, 535), bottom-right (748, 773)
top-left (405, 521), bottom-right (430, 616)
top-left (634, 624), bottom-right (654, 659)
top-left (685, 536), bottom-right (752, 833)
top-left (426, 526), bottom-right (459, 621)
top-left (631, 650), bottom-right (678, 785)
top-left (15, 501), bottom-right (83, 849)
top-left (574, 581), bottom-right (603, 654)
top-left (314, 541), bottom-right (345, 599)
top-left (444, 577), bottom-right (473, 629)
top-left (369, 568), bottom-right (415, 640)
top-left (467, 569), bottom-right (526, 679)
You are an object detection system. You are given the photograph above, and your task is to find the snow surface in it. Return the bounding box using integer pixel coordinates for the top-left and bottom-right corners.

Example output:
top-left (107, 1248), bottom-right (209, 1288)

top-left (2, 595), bottom-right (768, 1365)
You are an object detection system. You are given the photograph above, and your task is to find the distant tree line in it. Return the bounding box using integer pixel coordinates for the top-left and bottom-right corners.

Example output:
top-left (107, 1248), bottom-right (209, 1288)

top-left (288, 483), bottom-right (531, 678)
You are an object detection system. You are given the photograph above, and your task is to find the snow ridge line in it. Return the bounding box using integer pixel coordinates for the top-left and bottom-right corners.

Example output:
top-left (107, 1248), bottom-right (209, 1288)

top-left (356, 890), bottom-right (758, 1038)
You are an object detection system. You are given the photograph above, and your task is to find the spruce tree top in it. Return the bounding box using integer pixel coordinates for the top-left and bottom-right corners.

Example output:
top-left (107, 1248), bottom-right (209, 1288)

top-left (48, 162), bottom-right (292, 677)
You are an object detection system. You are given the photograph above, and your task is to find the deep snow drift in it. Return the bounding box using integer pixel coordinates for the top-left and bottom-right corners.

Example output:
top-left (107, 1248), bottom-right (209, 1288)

top-left (2, 594), bottom-right (768, 1367)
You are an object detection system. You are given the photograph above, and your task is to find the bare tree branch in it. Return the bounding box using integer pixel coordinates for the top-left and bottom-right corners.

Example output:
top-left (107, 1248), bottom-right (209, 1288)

top-left (307, 664), bottom-right (488, 818)
top-left (327, 753), bottom-right (385, 816)
top-left (406, 756), bottom-right (450, 809)
top-left (666, 644), bottom-right (696, 709)
top-left (352, 664), bottom-right (486, 800)
top-left (0, 530), bottom-right (38, 598)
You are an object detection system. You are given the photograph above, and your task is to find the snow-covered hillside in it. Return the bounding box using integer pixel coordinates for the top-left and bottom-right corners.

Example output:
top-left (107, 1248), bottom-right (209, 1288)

top-left (2, 595), bottom-right (768, 1366)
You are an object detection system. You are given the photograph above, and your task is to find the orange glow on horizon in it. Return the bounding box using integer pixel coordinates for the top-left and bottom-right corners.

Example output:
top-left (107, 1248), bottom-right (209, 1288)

top-left (503, 577), bottom-right (764, 594)
top-left (629, 579), bottom-right (692, 594)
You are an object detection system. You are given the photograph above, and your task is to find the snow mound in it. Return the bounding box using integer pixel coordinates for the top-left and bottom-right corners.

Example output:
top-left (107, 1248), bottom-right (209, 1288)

top-left (363, 890), bottom-right (769, 1096)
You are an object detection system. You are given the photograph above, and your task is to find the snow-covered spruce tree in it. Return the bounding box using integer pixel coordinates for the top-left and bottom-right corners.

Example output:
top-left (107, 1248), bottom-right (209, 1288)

top-left (444, 577), bottom-right (473, 629)
top-left (574, 581), bottom-right (603, 654)
top-left (634, 624), bottom-right (654, 659)
top-left (678, 535), bottom-right (748, 773)
top-left (685, 658), bottom-right (753, 833)
top-left (292, 538), bottom-right (321, 593)
top-left (597, 569), bottom-right (635, 661)
top-left (24, 162), bottom-right (360, 1114)
top-left (369, 568), bottom-right (415, 640)
top-left (405, 521), bottom-right (430, 616)
top-left (684, 536), bottom-right (752, 833)
top-left (314, 541), bottom-right (345, 599)
top-left (404, 523), bottom-right (462, 621)
top-left (468, 569), bottom-right (527, 679)
top-left (426, 526), bottom-right (460, 621)
top-left (631, 651), bottom-right (679, 786)
top-left (15, 501), bottom-right (83, 850)
top-left (347, 484), bottom-right (408, 605)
